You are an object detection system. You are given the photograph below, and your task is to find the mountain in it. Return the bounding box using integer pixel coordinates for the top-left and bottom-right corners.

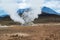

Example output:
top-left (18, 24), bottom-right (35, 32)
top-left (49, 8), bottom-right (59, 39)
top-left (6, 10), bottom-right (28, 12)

top-left (0, 7), bottom-right (60, 18)
top-left (0, 10), bottom-right (8, 18)
top-left (42, 7), bottom-right (58, 15)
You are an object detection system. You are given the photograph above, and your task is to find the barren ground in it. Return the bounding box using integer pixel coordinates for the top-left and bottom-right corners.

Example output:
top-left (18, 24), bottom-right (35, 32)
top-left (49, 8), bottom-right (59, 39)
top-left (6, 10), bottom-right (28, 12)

top-left (0, 15), bottom-right (60, 40)
top-left (0, 24), bottom-right (60, 40)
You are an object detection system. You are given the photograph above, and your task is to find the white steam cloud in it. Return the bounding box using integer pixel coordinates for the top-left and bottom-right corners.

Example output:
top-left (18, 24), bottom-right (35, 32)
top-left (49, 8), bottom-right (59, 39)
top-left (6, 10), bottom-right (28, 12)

top-left (20, 0), bottom-right (44, 24)
top-left (0, 0), bottom-right (44, 25)
top-left (0, 0), bottom-right (25, 24)
top-left (0, 0), bottom-right (60, 25)
top-left (23, 0), bottom-right (60, 24)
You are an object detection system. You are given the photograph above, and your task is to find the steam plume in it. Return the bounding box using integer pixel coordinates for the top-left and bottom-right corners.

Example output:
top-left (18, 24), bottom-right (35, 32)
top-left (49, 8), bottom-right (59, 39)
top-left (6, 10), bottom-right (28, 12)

top-left (0, 0), bottom-right (25, 24)
top-left (21, 0), bottom-right (44, 24)
top-left (0, 0), bottom-right (44, 25)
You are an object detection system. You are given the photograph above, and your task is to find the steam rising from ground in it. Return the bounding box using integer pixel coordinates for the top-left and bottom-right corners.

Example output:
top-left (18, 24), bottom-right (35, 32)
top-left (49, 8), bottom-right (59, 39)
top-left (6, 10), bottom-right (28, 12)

top-left (0, 0), bottom-right (44, 25)
top-left (0, 0), bottom-right (25, 24)
top-left (0, 0), bottom-right (60, 25)
top-left (20, 0), bottom-right (44, 25)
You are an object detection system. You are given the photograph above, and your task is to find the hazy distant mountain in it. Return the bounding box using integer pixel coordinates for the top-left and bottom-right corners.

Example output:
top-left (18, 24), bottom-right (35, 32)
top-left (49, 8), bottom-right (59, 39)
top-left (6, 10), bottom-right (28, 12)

top-left (42, 7), bottom-right (59, 15)
top-left (0, 7), bottom-right (60, 18)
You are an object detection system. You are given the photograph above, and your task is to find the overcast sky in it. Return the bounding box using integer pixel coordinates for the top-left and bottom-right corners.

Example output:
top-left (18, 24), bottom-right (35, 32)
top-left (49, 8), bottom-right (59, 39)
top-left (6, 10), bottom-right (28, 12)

top-left (44, 0), bottom-right (60, 13)
top-left (0, 0), bottom-right (60, 16)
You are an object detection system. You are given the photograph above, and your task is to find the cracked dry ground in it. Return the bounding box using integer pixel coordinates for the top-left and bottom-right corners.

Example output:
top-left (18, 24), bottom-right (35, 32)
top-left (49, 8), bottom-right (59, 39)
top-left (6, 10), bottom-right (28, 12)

top-left (0, 24), bottom-right (60, 40)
